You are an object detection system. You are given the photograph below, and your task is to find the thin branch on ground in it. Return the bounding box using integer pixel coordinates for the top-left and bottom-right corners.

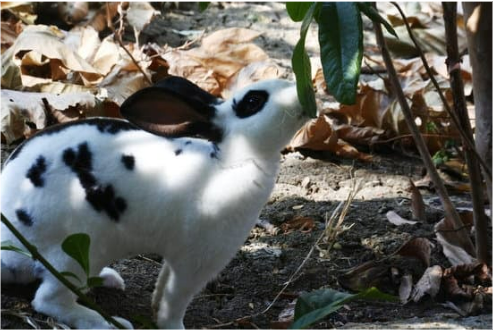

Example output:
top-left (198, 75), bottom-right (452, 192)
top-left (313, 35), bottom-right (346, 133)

top-left (1, 214), bottom-right (126, 329)
top-left (372, 3), bottom-right (476, 255)
top-left (391, 1), bottom-right (491, 181)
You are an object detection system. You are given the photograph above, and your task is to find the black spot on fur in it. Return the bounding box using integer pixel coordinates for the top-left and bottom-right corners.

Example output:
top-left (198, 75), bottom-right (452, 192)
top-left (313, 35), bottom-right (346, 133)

top-left (26, 156), bottom-right (47, 187)
top-left (185, 141), bottom-right (192, 145)
top-left (175, 149), bottom-right (183, 156)
top-left (9, 99), bottom-right (13, 102)
top-left (210, 144), bottom-right (220, 159)
top-left (16, 209), bottom-right (33, 226)
top-left (5, 118), bottom-right (138, 165)
top-left (63, 142), bottom-right (126, 221)
top-left (121, 155), bottom-right (135, 170)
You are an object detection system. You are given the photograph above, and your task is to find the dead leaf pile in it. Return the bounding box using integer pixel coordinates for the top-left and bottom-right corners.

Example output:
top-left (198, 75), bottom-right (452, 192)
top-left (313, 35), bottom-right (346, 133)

top-left (1, 4), bottom-right (280, 144)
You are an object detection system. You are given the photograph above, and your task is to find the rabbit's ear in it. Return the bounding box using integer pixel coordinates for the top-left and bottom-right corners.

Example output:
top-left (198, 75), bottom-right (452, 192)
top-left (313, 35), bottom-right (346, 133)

top-left (120, 76), bottom-right (223, 142)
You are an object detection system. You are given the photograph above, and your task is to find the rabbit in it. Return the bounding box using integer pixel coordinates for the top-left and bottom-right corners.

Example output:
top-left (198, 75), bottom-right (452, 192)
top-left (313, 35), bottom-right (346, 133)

top-left (0, 76), bottom-right (307, 329)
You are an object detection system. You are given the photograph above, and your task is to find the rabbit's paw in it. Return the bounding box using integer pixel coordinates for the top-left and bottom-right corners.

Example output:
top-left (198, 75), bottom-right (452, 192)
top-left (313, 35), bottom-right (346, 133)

top-left (100, 267), bottom-right (125, 290)
top-left (111, 316), bottom-right (134, 329)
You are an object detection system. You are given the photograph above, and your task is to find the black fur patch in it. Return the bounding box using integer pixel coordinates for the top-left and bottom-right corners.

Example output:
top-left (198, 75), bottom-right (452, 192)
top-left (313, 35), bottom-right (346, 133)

top-left (16, 209), bottom-right (33, 226)
top-left (63, 142), bottom-right (126, 221)
top-left (5, 118), bottom-right (138, 164)
top-left (175, 149), bottom-right (183, 156)
top-left (121, 155), bottom-right (135, 170)
top-left (26, 156), bottom-right (47, 187)
top-left (185, 141), bottom-right (192, 145)
top-left (210, 144), bottom-right (220, 159)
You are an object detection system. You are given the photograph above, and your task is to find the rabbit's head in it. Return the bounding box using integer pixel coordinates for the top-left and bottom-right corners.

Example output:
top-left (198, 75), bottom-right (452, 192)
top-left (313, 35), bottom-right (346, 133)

top-left (120, 77), bottom-right (306, 158)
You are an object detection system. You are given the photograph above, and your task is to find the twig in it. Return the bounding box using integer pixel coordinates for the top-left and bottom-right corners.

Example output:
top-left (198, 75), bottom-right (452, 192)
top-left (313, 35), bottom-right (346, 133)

top-left (442, 3), bottom-right (490, 264)
top-left (372, 3), bottom-right (476, 255)
top-left (391, 2), bottom-right (491, 181)
top-left (110, 3), bottom-right (152, 85)
top-left (1, 214), bottom-right (126, 329)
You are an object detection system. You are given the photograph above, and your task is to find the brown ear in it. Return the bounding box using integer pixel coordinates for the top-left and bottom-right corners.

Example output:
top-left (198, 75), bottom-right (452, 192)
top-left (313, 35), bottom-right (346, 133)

top-left (120, 77), bottom-right (223, 142)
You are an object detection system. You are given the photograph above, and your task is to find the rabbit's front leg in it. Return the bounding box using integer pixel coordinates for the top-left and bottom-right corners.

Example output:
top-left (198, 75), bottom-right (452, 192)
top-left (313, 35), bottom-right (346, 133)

top-left (33, 273), bottom-right (133, 329)
top-left (151, 262), bottom-right (171, 315)
top-left (154, 259), bottom-right (221, 329)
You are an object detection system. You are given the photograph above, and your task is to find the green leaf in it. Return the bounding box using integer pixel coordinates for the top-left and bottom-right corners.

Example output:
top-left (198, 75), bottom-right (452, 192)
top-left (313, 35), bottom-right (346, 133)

top-left (87, 276), bottom-right (104, 288)
top-left (198, 2), bottom-right (210, 12)
top-left (286, 2), bottom-right (314, 22)
top-left (61, 233), bottom-right (91, 277)
top-left (318, 2), bottom-right (363, 105)
top-left (291, 287), bottom-right (397, 329)
top-left (358, 2), bottom-right (398, 38)
top-left (1, 240), bottom-right (32, 258)
top-left (60, 271), bottom-right (83, 284)
top-left (291, 3), bottom-right (320, 118)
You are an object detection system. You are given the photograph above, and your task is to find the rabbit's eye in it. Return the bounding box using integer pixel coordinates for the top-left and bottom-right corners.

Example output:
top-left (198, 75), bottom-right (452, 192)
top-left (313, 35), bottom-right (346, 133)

top-left (234, 90), bottom-right (269, 118)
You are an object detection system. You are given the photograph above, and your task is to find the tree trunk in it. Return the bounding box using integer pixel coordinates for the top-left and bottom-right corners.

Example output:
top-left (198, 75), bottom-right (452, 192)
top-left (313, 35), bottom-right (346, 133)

top-left (463, 2), bottom-right (492, 208)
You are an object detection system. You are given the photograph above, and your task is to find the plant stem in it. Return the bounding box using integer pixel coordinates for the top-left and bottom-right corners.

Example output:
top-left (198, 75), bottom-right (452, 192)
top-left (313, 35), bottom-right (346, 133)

top-left (372, 3), bottom-right (476, 256)
top-left (390, 1), bottom-right (491, 182)
top-left (442, 2), bottom-right (490, 264)
top-left (1, 214), bottom-right (126, 329)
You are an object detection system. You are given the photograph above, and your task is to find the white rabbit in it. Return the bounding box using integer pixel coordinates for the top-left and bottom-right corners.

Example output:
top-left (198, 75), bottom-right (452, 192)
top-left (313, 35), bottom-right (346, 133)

top-left (1, 76), bottom-right (307, 329)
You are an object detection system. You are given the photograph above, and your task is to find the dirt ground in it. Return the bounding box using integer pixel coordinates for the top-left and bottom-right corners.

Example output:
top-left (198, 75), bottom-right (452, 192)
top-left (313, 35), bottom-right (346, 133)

top-left (1, 2), bottom-right (491, 329)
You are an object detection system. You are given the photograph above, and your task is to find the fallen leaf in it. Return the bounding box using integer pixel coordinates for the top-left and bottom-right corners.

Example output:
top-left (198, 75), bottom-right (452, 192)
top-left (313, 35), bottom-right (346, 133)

top-left (399, 274), bottom-right (413, 304)
top-left (1, 89), bottom-right (98, 143)
top-left (338, 259), bottom-right (391, 292)
top-left (435, 215), bottom-right (476, 266)
top-left (411, 265), bottom-right (443, 302)
top-left (281, 216), bottom-right (315, 234)
top-left (58, 2), bottom-right (88, 25)
top-left (126, 2), bottom-right (158, 34)
top-left (271, 300), bottom-right (296, 329)
top-left (395, 237), bottom-right (432, 267)
top-left (386, 210), bottom-right (418, 226)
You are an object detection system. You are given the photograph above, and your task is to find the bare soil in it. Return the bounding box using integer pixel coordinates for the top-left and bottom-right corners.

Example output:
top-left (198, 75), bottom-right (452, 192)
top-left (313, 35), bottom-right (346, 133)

top-left (1, 2), bottom-right (491, 329)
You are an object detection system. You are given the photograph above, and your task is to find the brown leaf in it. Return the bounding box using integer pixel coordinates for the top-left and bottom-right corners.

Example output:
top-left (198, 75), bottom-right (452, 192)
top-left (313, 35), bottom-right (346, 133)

top-left (58, 2), bottom-right (88, 25)
top-left (395, 237), bottom-right (432, 267)
top-left (338, 259), bottom-right (391, 292)
top-left (89, 2), bottom-right (121, 32)
top-left (271, 300), bottom-right (296, 329)
top-left (411, 265), bottom-right (443, 302)
top-left (410, 180), bottom-right (426, 221)
top-left (281, 216), bottom-right (315, 234)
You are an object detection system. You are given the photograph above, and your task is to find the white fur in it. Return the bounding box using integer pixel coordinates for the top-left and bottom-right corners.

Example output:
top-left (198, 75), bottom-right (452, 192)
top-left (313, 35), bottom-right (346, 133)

top-left (1, 79), bottom-right (306, 329)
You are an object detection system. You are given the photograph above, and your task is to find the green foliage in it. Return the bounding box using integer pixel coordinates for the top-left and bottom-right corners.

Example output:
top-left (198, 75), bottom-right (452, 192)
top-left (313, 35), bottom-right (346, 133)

top-left (198, 2), bottom-right (210, 12)
top-left (432, 149), bottom-right (450, 166)
top-left (286, 2), bottom-right (314, 22)
top-left (291, 3), bottom-right (320, 118)
top-left (291, 287), bottom-right (398, 329)
top-left (318, 2), bottom-right (363, 105)
top-left (357, 3), bottom-right (398, 37)
top-left (288, 2), bottom-right (397, 115)
top-left (1, 240), bottom-right (32, 258)
top-left (61, 233), bottom-right (91, 277)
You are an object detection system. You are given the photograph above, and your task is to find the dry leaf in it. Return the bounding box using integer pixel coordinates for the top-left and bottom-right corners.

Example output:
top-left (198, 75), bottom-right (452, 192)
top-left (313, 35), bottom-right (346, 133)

top-left (399, 274), bottom-right (413, 304)
top-left (1, 89), bottom-right (98, 143)
top-left (395, 237), bottom-right (432, 267)
top-left (2, 25), bottom-right (102, 88)
top-left (271, 300), bottom-right (296, 329)
top-left (386, 211), bottom-right (418, 226)
top-left (411, 265), bottom-right (443, 302)
top-left (126, 2), bottom-right (158, 33)
top-left (58, 2), bottom-right (88, 25)
top-left (281, 216), bottom-right (315, 234)
top-left (338, 259), bottom-right (391, 292)
top-left (88, 2), bottom-right (121, 32)
top-left (435, 215), bottom-right (476, 266)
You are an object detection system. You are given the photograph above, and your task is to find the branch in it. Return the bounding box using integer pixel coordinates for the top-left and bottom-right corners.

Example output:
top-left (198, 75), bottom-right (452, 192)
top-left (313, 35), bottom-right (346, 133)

top-left (442, 2), bottom-right (490, 264)
top-left (1, 213), bottom-right (126, 329)
top-left (372, 3), bottom-right (476, 255)
top-left (391, 1), bottom-right (491, 181)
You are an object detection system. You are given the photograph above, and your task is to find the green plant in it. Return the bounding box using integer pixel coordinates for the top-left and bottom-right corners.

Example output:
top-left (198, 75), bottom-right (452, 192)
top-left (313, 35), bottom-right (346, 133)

top-left (287, 2), bottom-right (397, 118)
top-left (291, 287), bottom-right (398, 329)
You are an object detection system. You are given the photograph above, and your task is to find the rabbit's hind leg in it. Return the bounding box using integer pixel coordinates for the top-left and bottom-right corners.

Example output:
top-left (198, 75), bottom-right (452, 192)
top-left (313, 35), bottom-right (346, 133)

top-left (32, 273), bottom-right (133, 329)
top-left (1, 253), bottom-right (38, 284)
